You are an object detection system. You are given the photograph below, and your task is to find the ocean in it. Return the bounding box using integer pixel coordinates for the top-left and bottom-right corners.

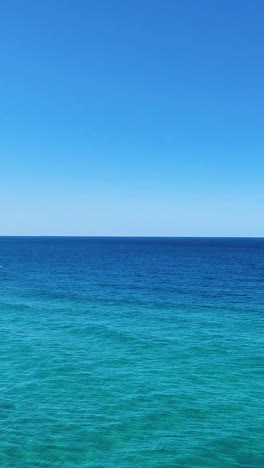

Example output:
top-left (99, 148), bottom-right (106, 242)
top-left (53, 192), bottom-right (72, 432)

top-left (0, 237), bottom-right (263, 467)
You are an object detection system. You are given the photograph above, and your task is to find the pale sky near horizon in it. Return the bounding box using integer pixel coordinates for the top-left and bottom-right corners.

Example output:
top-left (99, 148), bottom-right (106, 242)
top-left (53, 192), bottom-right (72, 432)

top-left (1, 0), bottom-right (264, 236)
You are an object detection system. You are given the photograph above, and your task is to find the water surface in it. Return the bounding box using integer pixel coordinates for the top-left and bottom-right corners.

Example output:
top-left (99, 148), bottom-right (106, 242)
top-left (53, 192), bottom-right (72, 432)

top-left (0, 237), bottom-right (263, 466)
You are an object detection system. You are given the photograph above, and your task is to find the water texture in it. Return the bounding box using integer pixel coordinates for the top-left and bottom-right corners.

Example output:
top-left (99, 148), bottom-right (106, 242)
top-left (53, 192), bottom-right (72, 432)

top-left (0, 237), bottom-right (263, 467)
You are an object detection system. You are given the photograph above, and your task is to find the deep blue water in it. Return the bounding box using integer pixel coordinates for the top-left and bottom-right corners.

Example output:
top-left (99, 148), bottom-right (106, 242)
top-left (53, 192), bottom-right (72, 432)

top-left (0, 237), bottom-right (263, 467)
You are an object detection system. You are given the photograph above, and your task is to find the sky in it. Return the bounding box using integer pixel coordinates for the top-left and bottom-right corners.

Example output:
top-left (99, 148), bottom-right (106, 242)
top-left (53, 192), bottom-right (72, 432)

top-left (1, 0), bottom-right (264, 236)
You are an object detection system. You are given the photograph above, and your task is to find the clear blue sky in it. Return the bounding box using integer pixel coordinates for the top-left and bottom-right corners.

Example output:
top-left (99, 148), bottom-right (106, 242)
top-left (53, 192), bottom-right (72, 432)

top-left (1, 0), bottom-right (264, 236)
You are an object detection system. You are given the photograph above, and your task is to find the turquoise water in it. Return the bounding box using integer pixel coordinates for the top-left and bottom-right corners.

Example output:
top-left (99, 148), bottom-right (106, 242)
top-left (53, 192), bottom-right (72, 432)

top-left (0, 237), bottom-right (263, 467)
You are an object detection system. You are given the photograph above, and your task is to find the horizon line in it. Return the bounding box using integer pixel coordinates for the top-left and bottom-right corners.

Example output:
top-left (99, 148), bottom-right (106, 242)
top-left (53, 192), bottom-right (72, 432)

top-left (0, 235), bottom-right (263, 239)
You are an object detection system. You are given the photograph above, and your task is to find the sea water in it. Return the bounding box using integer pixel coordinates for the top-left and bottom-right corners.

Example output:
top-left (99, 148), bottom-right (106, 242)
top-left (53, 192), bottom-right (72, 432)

top-left (0, 237), bottom-right (263, 467)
